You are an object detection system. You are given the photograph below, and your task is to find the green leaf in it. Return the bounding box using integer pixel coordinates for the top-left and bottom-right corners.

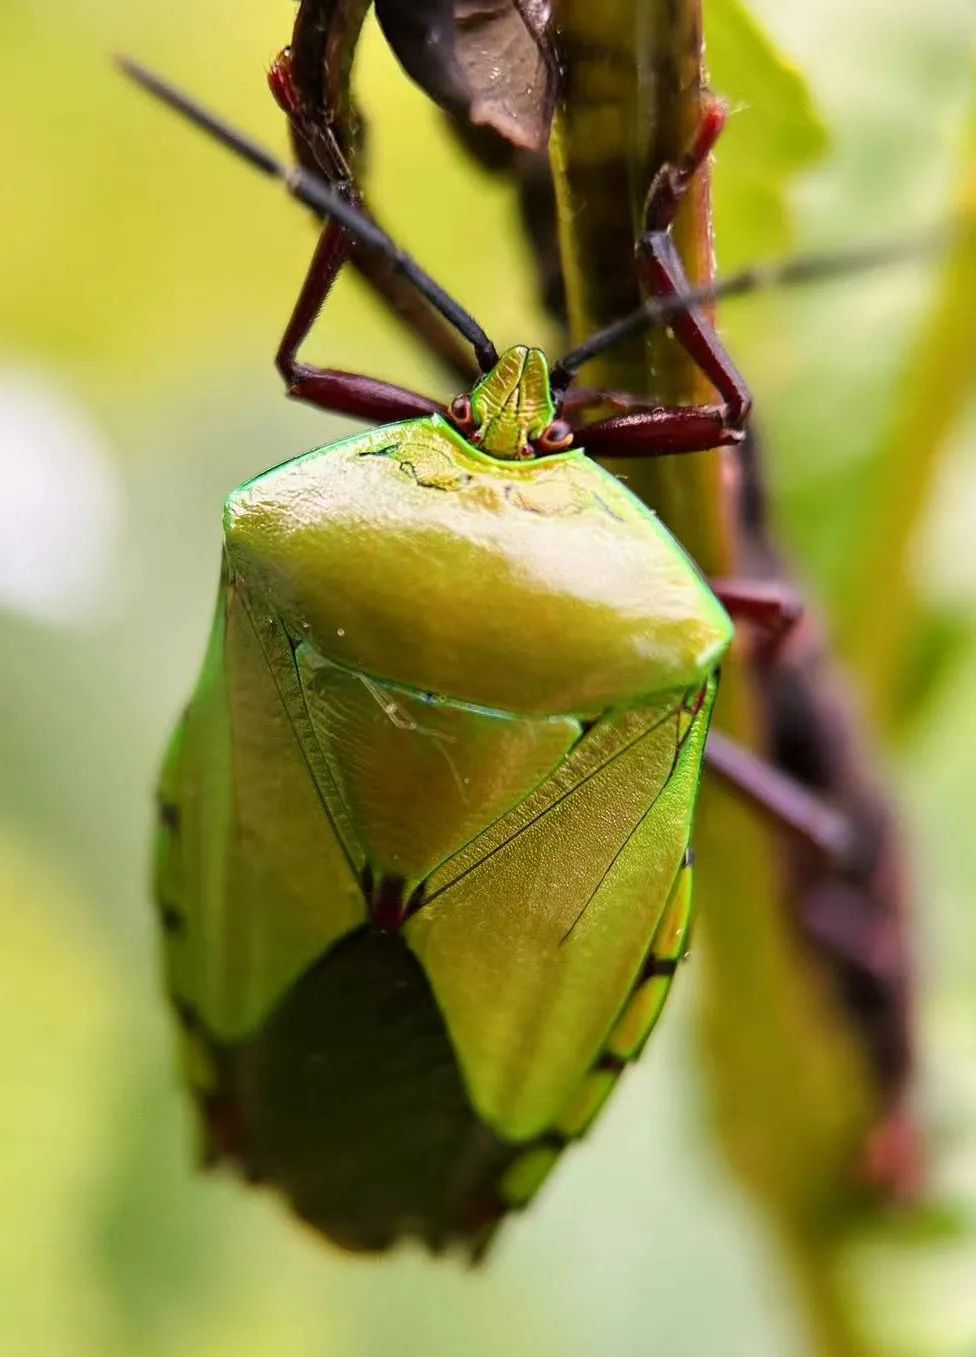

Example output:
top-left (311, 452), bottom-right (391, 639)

top-left (708, 0), bottom-right (828, 262)
top-left (838, 111), bottom-right (976, 723)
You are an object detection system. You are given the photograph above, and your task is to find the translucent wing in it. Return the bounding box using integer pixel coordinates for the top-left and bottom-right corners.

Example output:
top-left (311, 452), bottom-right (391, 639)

top-left (154, 567), bottom-right (365, 1060)
top-left (405, 678), bottom-right (717, 1141)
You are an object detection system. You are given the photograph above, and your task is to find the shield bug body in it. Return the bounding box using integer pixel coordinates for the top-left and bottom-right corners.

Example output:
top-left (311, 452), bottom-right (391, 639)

top-left (126, 60), bottom-right (920, 1253)
top-left (156, 344), bottom-right (731, 1250)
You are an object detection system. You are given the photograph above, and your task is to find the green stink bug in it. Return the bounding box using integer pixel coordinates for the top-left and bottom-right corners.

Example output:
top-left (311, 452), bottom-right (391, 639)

top-left (158, 379), bottom-right (730, 1249)
top-left (126, 59), bottom-right (922, 1254)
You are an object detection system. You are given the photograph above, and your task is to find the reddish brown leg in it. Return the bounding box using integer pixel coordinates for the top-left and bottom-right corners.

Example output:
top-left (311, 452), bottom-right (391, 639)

top-left (270, 48), bottom-right (479, 389)
top-left (563, 387), bottom-right (746, 456)
top-left (639, 97), bottom-right (752, 425)
top-left (276, 219), bottom-right (444, 423)
top-left (710, 578), bottom-right (803, 641)
top-left (643, 99), bottom-right (728, 234)
top-left (705, 731), bottom-right (855, 868)
top-left (636, 233), bottom-right (752, 425)
top-left (562, 102), bottom-right (753, 460)
top-left (578, 405), bottom-right (743, 458)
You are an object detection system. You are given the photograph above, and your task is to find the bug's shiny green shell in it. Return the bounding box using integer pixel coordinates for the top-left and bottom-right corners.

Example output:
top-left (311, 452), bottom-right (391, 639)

top-left (156, 404), bottom-right (732, 1251)
top-left (224, 415), bottom-right (730, 718)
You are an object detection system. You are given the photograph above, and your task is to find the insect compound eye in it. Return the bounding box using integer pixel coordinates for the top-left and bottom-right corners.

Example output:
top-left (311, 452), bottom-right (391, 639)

top-left (448, 394), bottom-right (477, 435)
top-left (536, 420), bottom-right (575, 454)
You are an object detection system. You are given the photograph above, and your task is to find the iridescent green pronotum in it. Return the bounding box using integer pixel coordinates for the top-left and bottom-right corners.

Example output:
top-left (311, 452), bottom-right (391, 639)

top-left (126, 59), bottom-right (883, 1254)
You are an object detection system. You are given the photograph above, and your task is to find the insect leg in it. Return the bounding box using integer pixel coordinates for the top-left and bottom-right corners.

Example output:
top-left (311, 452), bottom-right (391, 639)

top-left (269, 47), bottom-right (479, 387)
top-left (276, 219), bottom-right (445, 422)
top-left (565, 103), bottom-right (761, 457)
top-left (705, 730), bottom-right (856, 868)
top-left (637, 99), bottom-right (752, 425)
top-left (575, 404), bottom-right (743, 457)
top-left (116, 57), bottom-right (497, 382)
top-left (635, 232), bottom-right (752, 425)
top-left (709, 578), bottom-right (804, 641)
top-left (643, 96), bottom-right (728, 234)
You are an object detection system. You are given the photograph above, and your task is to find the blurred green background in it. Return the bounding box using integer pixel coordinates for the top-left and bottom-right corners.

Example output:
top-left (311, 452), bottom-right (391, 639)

top-left (2, 2), bottom-right (975, 1354)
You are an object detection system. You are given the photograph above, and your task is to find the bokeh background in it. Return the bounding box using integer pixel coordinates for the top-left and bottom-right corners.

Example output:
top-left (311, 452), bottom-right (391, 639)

top-left (3, 2), bottom-right (976, 1355)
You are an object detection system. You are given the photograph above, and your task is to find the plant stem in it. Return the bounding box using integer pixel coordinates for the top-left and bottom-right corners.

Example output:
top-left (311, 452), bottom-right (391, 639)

top-left (549, 6), bottom-right (892, 1355)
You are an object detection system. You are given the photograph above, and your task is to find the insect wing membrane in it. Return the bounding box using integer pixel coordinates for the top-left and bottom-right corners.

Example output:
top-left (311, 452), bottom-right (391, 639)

top-left (407, 676), bottom-right (716, 1143)
top-left (293, 648), bottom-right (582, 894)
top-left (155, 568), bottom-right (366, 1059)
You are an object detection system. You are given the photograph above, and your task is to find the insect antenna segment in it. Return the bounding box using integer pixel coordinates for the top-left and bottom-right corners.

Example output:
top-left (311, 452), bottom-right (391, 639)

top-left (115, 55), bottom-right (499, 372)
top-left (551, 229), bottom-right (951, 388)
top-left (117, 58), bottom-right (951, 404)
